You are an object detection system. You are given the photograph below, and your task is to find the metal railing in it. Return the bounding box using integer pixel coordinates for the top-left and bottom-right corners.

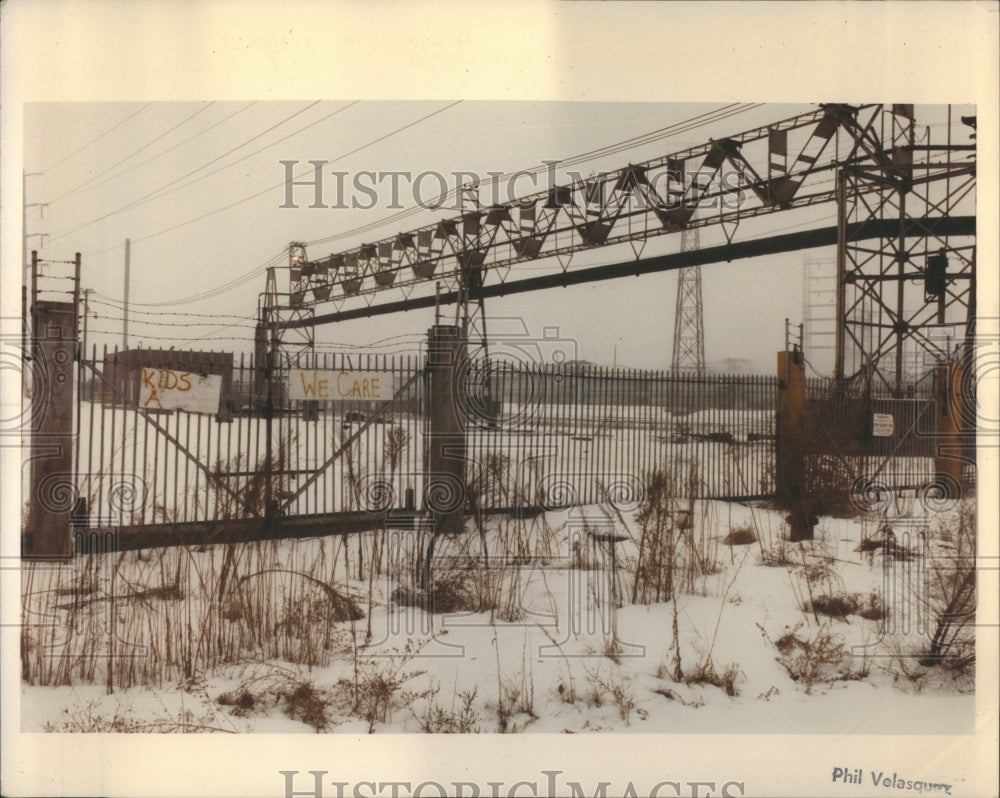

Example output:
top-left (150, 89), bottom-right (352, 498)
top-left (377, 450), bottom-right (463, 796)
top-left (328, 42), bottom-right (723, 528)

top-left (72, 348), bottom-right (779, 531)
top-left (464, 361), bottom-right (777, 510)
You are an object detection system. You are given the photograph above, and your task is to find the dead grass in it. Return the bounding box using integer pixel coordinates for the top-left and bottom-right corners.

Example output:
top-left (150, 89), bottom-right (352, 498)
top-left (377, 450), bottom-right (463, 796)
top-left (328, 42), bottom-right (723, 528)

top-left (810, 591), bottom-right (886, 621)
top-left (20, 537), bottom-right (362, 691)
top-left (415, 685), bottom-right (481, 733)
top-left (684, 659), bottom-right (743, 697)
top-left (759, 621), bottom-right (853, 694)
top-left (722, 523), bottom-right (757, 546)
top-left (583, 665), bottom-right (638, 724)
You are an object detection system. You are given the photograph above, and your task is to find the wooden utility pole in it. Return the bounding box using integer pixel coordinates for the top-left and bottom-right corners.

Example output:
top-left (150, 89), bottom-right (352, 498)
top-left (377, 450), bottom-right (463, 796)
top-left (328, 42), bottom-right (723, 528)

top-left (122, 238), bottom-right (131, 349)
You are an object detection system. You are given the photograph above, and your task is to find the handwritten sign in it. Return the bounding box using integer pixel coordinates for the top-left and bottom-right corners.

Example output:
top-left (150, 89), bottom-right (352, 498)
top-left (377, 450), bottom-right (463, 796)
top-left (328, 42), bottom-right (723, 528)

top-left (289, 369), bottom-right (391, 402)
top-left (139, 368), bottom-right (222, 414)
top-left (872, 413), bottom-right (895, 437)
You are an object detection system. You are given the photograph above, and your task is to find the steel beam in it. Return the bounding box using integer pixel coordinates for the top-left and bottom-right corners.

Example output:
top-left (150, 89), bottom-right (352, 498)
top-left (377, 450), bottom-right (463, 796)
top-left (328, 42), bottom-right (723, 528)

top-left (273, 215), bottom-right (974, 331)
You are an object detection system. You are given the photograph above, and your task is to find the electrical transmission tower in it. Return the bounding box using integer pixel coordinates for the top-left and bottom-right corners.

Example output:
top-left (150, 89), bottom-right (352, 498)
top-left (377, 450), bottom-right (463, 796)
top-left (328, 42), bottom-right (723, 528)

top-left (671, 228), bottom-right (705, 373)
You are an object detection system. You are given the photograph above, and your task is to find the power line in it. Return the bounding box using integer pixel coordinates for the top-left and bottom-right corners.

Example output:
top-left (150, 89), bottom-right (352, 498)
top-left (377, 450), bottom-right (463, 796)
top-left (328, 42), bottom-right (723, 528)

top-left (126, 100), bottom-right (463, 247)
top-left (89, 313), bottom-right (257, 329)
top-left (86, 327), bottom-right (255, 345)
top-left (49, 103), bottom-right (217, 204)
top-left (49, 101), bottom-right (327, 242)
top-left (51, 103), bottom-right (258, 206)
top-left (39, 103), bottom-right (153, 173)
top-left (89, 100), bottom-right (359, 229)
top-left (79, 101), bottom-right (464, 276)
top-left (89, 297), bottom-right (255, 320)
top-left (89, 248), bottom-right (288, 308)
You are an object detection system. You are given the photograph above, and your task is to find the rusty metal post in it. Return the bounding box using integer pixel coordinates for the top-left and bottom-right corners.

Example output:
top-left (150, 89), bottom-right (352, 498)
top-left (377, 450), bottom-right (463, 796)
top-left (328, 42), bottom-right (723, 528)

top-left (934, 359), bottom-right (965, 496)
top-left (776, 348), bottom-right (811, 540)
top-left (25, 296), bottom-right (79, 558)
top-left (426, 325), bottom-right (467, 537)
top-left (834, 170), bottom-right (848, 382)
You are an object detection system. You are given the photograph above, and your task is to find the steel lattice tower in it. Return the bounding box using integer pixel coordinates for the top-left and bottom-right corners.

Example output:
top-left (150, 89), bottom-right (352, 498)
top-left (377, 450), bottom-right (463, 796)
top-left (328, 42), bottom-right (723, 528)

top-left (671, 228), bottom-right (705, 373)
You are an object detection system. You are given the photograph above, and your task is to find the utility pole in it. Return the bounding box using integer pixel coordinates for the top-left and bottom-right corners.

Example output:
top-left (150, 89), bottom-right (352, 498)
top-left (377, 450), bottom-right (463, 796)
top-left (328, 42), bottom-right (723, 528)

top-left (122, 238), bottom-right (131, 350)
top-left (22, 171), bottom-right (45, 289)
top-left (81, 288), bottom-right (94, 358)
top-left (22, 171), bottom-right (45, 354)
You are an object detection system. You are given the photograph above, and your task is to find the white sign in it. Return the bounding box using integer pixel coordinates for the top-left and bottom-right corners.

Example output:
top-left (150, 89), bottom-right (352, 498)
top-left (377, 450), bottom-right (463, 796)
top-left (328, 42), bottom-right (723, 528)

top-left (872, 412), bottom-right (895, 437)
top-left (289, 369), bottom-right (391, 402)
top-left (139, 368), bottom-right (222, 414)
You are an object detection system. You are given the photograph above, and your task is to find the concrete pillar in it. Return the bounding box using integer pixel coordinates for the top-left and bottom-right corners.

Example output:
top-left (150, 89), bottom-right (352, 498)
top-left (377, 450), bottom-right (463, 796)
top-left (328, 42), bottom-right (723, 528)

top-left (426, 325), bottom-right (467, 537)
top-left (25, 300), bottom-right (78, 558)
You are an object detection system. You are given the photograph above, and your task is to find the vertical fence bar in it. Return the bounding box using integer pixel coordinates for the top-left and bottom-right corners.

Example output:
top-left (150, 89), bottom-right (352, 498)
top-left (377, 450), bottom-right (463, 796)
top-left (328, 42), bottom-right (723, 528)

top-left (73, 310), bottom-right (83, 530)
top-left (86, 345), bottom-right (97, 526)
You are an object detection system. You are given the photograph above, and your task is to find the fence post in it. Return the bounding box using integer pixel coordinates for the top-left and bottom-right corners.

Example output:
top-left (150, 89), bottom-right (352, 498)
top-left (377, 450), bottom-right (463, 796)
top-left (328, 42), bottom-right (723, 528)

top-left (25, 299), bottom-right (79, 558)
top-left (426, 325), bottom-right (467, 538)
top-left (776, 348), bottom-right (812, 540)
top-left (935, 359), bottom-right (965, 496)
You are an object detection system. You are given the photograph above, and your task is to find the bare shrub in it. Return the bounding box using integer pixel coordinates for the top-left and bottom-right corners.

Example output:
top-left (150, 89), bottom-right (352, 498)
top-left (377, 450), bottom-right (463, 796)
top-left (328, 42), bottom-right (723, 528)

top-left (584, 666), bottom-right (638, 724)
top-left (391, 568), bottom-right (482, 616)
top-left (336, 641), bottom-right (431, 733)
top-left (282, 681), bottom-right (334, 733)
top-left (722, 523), bottom-right (757, 546)
top-left (216, 688), bottom-right (256, 716)
top-left (759, 545), bottom-right (794, 567)
top-left (803, 455), bottom-right (855, 517)
top-left (759, 622), bottom-right (851, 694)
top-left (810, 591), bottom-right (886, 621)
top-left (415, 685), bottom-right (481, 733)
top-left (493, 674), bottom-right (536, 732)
top-left (920, 501), bottom-right (975, 673)
top-left (44, 695), bottom-right (237, 734)
top-left (21, 537), bottom-right (362, 692)
top-left (429, 570), bottom-right (480, 614)
top-left (631, 468), bottom-right (696, 679)
top-left (632, 469), bottom-right (678, 604)
top-left (214, 665), bottom-right (338, 732)
top-left (684, 659), bottom-right (743, 697)
top-left (490, 635), bottom-right (536, 733)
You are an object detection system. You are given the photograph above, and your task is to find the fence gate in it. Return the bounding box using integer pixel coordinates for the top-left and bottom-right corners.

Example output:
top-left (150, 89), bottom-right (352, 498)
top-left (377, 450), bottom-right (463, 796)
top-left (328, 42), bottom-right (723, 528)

top-left (55, 346), bottom-right (428, 551)
top-left (803, 377), bottom-right (938, 500)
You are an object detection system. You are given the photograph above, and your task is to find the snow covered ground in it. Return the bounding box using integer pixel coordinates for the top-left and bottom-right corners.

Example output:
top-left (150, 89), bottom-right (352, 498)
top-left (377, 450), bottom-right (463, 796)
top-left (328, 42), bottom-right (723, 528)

top-left (21, 494), bottom-right (976, 735)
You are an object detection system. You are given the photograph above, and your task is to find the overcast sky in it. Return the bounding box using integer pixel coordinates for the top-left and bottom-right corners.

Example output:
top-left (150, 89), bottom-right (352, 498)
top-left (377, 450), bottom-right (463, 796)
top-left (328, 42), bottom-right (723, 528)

top-left (22, 100), bottom-right (975, 373)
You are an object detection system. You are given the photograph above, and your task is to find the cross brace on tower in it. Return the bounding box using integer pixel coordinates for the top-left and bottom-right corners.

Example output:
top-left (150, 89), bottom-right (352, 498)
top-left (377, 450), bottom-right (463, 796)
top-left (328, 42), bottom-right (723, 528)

top-left (671, 228), bottom-right (705, 374)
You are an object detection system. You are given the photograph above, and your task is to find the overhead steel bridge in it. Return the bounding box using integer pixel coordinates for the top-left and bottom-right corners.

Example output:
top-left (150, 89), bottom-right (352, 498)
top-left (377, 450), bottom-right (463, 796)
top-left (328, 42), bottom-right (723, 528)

top-left (260, 103), bottom-right (976, 394)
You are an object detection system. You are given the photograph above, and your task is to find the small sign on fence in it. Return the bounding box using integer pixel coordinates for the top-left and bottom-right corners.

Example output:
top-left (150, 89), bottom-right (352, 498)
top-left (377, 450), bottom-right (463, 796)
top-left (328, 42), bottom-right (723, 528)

top-left (872, 412), bottom-right (895, 437)
top-left (288, 369), bottom-right (391, 402)
top-left (139, 368), bottom-right (223, 414)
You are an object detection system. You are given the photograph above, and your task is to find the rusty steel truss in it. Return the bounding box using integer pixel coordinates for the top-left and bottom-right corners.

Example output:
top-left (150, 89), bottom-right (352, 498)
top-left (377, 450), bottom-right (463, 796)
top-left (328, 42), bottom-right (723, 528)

top-left (259, 104), bottom-right (976, 387)
top-left (834, 105), bottom-right (976, 393)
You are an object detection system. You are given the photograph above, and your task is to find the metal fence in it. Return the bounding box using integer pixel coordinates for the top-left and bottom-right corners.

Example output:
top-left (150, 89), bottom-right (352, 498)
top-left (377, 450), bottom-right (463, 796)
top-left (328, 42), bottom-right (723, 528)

top-left (74, 348), bottom-right (426, 527)
top-left (463, 362), bottom-right (777, 509)
top-left (71, 348), bottom-right (778, 531)
top-left (803, 377), bottom-right (939, 492)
